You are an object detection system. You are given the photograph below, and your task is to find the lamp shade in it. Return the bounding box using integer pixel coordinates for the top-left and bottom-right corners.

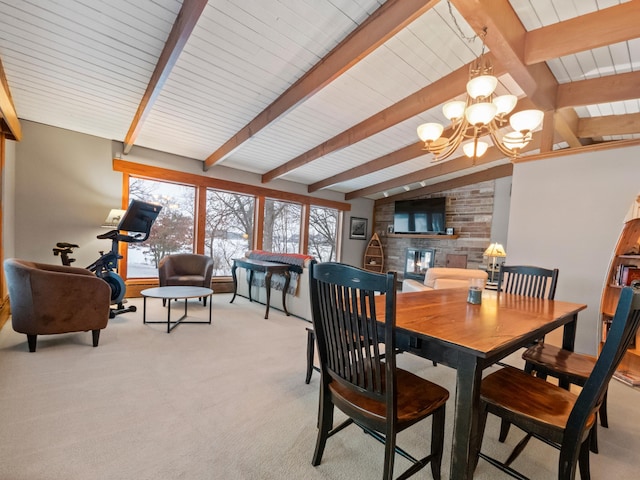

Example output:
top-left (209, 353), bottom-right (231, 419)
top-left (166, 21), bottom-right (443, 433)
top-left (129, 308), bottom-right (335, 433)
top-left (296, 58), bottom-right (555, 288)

top-left (466, 75), bottom-right (498, 99)
top-left (483, 242), bottom-right (507, 257)
top-left (102, 209), bottom-right (126, 228)
top-left (465, 102), bottom-right (497, 127)
top-left (502, 131), bottom-right (530, 151)
top-left (463, 141), bottom-right (488, 158)
top-left (417, 122), bottom-right (444, 142)
top-left (510, 109), bottom-right (544, 133)
top-left (493, 94), bottom-right (517, 116)
top-left (442, 100), bottom-right (466, 121)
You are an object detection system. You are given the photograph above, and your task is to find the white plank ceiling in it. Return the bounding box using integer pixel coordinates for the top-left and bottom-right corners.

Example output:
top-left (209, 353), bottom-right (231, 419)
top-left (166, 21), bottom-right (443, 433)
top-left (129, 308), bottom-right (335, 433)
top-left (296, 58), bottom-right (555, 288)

top-left (0, 0), bottom-right (638, 200)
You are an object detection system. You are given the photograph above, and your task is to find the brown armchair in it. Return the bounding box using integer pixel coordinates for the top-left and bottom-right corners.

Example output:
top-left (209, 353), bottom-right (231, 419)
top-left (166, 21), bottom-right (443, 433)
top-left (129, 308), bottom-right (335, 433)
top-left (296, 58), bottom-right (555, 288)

top-left (3, 258), bottom-right (111, 352)
top-left (158, 254), bottom-right (214, 305)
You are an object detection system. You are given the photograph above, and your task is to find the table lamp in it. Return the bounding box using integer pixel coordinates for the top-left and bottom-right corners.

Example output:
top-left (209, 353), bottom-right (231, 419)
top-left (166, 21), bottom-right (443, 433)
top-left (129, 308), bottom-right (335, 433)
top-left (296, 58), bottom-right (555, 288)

top-left (483, 242), bottom-right (507, 282)
top-left (102, 208), bottom-right (126, 228)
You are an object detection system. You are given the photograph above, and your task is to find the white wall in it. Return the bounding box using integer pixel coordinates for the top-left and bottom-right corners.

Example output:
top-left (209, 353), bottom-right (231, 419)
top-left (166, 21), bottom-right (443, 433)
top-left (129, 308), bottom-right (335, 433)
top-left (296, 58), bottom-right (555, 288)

top-left (13, 121), bottom-right (373, 268)
top-left (507, 145), bottom-right (640, 355)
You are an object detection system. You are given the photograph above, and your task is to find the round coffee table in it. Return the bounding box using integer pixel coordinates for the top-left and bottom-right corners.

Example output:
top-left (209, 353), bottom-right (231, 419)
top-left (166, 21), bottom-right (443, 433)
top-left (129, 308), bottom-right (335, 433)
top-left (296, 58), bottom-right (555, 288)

top-left (141, 286), bottom-right (213, 333)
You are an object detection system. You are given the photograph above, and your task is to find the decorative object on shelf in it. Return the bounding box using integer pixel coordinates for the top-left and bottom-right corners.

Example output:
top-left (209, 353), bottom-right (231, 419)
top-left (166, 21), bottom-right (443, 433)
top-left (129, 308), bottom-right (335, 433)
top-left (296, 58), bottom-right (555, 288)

top-left (446, 227), bottom-right (454, 235)
top-left (349, 216), bottom-right (368, 240)
top-left (363, 233), bottom-right (384, 273)
top-left (483, 242), bottom-right (507, 283)
top-left (416, 27), bottom-right (543, 162)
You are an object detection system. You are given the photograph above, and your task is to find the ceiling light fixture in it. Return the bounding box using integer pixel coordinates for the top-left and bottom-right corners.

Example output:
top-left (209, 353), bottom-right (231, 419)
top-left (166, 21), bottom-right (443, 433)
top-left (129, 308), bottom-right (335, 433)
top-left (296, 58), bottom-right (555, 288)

top-left (416, 27), bottom-right (543, 162)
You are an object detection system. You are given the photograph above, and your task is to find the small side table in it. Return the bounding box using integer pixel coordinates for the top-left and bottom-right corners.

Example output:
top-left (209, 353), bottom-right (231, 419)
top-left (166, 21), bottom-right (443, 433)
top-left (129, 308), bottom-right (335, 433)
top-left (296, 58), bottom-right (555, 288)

top-left (141, 286), bottom-right (213, 333)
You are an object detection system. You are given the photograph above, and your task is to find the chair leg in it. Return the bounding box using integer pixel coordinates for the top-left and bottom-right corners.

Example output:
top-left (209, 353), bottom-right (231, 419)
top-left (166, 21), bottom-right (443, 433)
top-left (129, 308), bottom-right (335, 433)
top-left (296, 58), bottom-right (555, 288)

top-left (306, 328), bottom-right (315, 384)
top-left (162, 298), bottom-right (167, 307)
top-left (589, 420), bottom-right (599, 454)
top-left (578, 437), bottom-right (592, 480)
top-left (383, 429), bottom-right (396, 480)
top-left (27, 334), bottom-right (37, 352)
top-left (498, 419), bottom-right (511, 442)
top-left (430, 404), bottom-right (446, 480)
top-left (600, 390), bottom-right (609, 428)
top-left (92, 329), bottom-right (101, 347)
top-left (312, 385), bottom-right (334, 466)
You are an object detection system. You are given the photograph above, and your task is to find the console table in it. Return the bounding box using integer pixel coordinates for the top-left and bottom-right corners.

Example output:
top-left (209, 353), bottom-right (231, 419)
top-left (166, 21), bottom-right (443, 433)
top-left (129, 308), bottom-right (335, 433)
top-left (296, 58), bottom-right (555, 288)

top-left (230, 258), bottom-right (291, 319)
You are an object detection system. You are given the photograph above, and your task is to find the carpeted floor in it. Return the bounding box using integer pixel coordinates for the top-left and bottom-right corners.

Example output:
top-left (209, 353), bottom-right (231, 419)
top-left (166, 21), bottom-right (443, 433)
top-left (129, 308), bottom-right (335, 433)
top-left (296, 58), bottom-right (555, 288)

top-left (0, 293), bottom-right (638, 479)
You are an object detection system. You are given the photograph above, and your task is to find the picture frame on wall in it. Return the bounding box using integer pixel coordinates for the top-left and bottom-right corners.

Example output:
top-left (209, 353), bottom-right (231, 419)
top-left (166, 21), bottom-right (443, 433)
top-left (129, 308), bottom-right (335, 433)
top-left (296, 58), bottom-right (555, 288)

top-left (349, 217), bottom-right (368, 240)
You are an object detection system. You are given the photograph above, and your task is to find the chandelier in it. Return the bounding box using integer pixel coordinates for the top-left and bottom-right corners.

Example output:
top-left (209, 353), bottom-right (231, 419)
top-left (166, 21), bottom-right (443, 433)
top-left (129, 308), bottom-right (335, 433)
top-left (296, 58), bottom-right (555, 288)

top-left (416, 28), bottom-right (543, 162)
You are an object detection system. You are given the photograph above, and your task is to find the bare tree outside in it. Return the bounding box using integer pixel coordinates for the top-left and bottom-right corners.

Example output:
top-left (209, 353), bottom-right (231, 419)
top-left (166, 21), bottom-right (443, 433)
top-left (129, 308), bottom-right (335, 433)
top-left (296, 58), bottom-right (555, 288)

top-left (263, 199), bottom-right (301, 254)
top-left (205, 190), bottom-right (255, 276)
top-left (127, 178), bottom-right (195, 277)
top-left (308, 206), bottom-right (339, 261)
top-left (125, 178), bottom-right (342, 278)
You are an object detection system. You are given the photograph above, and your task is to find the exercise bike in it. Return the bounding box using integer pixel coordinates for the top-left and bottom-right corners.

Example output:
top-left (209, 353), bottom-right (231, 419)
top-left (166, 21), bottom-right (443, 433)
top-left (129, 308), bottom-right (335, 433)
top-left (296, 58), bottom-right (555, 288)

top-left (53, 200), bottom-right (162, 318)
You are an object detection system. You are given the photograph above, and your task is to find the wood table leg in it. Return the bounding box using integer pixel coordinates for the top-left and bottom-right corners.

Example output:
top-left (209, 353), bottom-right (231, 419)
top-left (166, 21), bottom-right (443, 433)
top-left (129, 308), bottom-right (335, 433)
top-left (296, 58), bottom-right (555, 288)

top-left (281, 271), bottom-right (290, 316)
top-left (450, 353), bottom-right (483, 480)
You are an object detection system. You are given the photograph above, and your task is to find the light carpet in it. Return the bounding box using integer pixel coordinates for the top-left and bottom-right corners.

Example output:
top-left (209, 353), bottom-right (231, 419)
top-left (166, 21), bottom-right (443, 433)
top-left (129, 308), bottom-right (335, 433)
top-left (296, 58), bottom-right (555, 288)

top-left (0, 293), bottom-right (639, 479)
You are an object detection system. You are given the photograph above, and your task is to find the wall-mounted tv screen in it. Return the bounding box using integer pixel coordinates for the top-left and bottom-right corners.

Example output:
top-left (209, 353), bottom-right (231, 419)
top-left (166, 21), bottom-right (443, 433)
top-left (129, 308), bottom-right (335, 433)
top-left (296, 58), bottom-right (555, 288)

top-left (393, 197), bottom-right (446, 234)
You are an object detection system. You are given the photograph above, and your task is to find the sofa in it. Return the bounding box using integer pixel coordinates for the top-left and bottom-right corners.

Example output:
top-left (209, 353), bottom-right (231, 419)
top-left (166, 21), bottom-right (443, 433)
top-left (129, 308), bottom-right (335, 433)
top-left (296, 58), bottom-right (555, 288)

top-left (401, 267), bottom-right (488, 292)
top-left (233, 250), bottom-right (315, 321)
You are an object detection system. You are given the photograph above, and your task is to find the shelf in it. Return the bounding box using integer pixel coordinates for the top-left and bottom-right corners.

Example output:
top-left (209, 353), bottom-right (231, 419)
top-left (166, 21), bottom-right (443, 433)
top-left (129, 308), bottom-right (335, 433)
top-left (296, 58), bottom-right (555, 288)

top-left (388, 233), bottom-right (459, 239)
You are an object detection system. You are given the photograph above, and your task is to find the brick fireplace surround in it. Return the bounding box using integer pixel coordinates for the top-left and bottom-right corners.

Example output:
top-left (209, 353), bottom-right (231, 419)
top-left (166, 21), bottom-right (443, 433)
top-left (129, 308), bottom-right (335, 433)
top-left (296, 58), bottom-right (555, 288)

top-left (372, 180), bottom-right (496, 281)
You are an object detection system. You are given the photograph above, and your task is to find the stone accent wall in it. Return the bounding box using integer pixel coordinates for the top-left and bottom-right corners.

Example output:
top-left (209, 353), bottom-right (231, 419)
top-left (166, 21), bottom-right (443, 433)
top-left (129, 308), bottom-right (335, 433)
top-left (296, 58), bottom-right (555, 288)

top-left (373, 180), bottom-right (495, 280)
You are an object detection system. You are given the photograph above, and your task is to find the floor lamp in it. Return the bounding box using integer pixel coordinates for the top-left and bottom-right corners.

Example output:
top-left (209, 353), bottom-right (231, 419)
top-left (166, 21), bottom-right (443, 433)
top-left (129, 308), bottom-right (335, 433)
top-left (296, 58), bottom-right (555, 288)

top-left (484, 243), bottom-right (506, 283)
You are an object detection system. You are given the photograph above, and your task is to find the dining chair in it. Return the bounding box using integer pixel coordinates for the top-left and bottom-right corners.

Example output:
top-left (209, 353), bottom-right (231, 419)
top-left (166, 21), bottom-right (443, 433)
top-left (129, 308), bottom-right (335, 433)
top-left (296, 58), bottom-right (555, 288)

top-left (495, 264), bottom-right (559, 442)
top-left (473, 286), bottom-right (640, 480)
top-left (521, 337), bottom-right (609, 454)
top-left (309, 262), bottom-right (450, 480)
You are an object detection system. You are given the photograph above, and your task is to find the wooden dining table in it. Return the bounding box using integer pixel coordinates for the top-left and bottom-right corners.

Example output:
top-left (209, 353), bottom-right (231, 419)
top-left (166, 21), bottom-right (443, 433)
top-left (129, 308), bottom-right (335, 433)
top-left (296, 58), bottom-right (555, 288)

top-left (375, 288), bottom-right (587, 480)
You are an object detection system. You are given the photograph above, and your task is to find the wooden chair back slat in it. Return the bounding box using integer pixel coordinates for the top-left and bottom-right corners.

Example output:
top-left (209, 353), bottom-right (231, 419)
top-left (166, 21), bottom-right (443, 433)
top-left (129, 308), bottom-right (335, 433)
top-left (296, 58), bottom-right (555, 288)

top-left (498, 265), bottom-right (559, 300)
top-left (311, 262), bottom-right (396, 400)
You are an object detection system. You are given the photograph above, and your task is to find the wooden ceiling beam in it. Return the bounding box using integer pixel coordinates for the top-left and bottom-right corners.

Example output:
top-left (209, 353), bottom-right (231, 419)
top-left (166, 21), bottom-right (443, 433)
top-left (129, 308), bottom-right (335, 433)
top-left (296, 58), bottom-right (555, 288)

top-left (554, 108), bottom-right (582, 148)
top-left (557, 71), bottom-right (640, 108)
top-left (0, 57), bottom-right (21, 141)
top-left (202, 0), bottom-right (439, 170)
top-left (262, 53), bottom-right (502, 183)
top-left (345, 134), bottom-right (541, 200)
top-left (123, 0), bottom-right (208, 154)
top-left (578, 113), bottom-right (640, 138)
top-left (310, 96), bottom-right (536, 192)
top-left (451, 0), bottom-right (557, 112)
top-left (525, 2), bottom-right (640, 65)
top-left (374, 164), bottom-right (514, 206)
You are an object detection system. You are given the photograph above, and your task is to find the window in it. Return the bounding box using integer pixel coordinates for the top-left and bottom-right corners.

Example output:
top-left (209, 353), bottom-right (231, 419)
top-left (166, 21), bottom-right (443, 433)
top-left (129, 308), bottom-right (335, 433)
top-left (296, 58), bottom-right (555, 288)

top-left (308, 206), bottom-right (339, 262)
top-left (262, 199), bottom-right (301, 253)
top-left (205, 189), bottom-right (255, 276)
top-left (127, 178), bottom-right (195, 278)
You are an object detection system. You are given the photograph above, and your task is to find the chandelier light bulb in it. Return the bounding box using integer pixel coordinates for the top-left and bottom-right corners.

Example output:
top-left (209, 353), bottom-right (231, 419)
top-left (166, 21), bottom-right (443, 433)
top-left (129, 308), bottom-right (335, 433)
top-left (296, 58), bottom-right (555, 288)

top-left (509, 109), bottom-right (544, 133)
top-left (417, 122), bottom-right (444, 142)
top-left (492, 94), bottom-right (517, 116)
top-left (442, 100), bottom-right (466, 121)
top-left (465, 102), bottom-right (497, 127)
top-left (466, 75), bottom-right (498, 99)
top-left (463, 141), bottom-right (489, 158)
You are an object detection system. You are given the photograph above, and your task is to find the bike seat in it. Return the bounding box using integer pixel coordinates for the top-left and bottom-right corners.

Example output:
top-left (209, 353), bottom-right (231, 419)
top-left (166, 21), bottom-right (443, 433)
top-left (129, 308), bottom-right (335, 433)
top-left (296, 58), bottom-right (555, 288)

top-left (56, 242), bottom-right (79, 248)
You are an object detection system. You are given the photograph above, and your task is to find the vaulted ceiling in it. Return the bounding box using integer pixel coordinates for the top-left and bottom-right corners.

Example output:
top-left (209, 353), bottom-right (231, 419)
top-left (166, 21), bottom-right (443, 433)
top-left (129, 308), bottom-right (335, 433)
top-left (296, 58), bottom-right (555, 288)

top-left (1, 0), bottom-right (639, 200)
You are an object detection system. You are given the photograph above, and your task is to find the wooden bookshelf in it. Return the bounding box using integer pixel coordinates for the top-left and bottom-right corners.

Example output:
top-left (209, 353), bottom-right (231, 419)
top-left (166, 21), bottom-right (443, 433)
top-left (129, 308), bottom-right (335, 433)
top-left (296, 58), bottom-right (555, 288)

top-left (363, 233), bottom-right (384, 273)
top-left (601, 216), bottom-right (640, 380)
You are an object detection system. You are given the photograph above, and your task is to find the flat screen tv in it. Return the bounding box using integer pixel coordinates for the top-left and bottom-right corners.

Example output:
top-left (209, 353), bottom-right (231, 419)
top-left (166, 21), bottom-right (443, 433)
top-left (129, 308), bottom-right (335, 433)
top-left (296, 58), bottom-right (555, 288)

top-left (393, 197), bottom-right (446, 234)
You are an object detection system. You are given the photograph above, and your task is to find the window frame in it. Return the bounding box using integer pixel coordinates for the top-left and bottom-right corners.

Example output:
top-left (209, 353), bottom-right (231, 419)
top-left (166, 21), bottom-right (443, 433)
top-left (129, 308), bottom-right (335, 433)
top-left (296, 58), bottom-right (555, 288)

top-left (114, 159), bottom-right (350, 280)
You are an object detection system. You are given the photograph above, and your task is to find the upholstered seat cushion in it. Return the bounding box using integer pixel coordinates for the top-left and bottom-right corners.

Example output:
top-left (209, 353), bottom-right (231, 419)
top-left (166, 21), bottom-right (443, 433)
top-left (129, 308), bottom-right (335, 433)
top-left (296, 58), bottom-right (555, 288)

top-left (402, 267), bottom-right (488, 292)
